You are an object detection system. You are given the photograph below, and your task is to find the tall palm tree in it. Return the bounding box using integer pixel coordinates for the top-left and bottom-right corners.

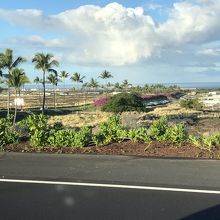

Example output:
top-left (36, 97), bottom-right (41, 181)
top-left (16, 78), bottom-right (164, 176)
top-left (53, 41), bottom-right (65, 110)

top-left (0, 48), bottom-right (26, 115)
top-left (114, 82), bottom-right (122, 91)
top-left (34, 76), bottom-right (42, 106)
top-left (6, 68), bottom-right (29, 124)
top-left (47, 72), bottom-right (59, 109)
top-left (70, 72), bottom-right (85, 107)
top-left (122, 79), bottom-right (132, 92)
top-left (70, 72), bottom-right (85, 90)
top-left (99, 70), bottom-right (113, 92)
top-left (59, 70), bottom-right (69, 99)
top-left (88, 78), bottom-right (99, 90)
top-left (32, 53), bottom-right (59, 114)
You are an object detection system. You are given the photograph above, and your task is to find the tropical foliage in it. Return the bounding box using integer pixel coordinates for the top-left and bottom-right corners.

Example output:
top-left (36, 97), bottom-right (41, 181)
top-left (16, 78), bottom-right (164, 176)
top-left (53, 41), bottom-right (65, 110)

top-left (32, 53), bottom-right (59, 114)
top-left (2, 114), bottom-right (219, 151)
top-left (101, 93), bottom-right (145, 113)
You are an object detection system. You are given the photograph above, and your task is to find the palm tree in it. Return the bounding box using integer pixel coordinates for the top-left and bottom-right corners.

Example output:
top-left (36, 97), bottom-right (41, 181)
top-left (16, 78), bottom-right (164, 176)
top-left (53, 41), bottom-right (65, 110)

top-left (122, 79), bottom-right (132, 92)
top-left (6, 68), bottom-right (29, 124)
top-left (70, 72), bottom-right (85, 107)
top-left (0, 48), bottom-right (26, 115)
top-left (34, 76), bottom-right (42, 106)
top-left (88, 78), bottom-right (99, 90)
top-left (99, 70), bottom-right (113, 92)
top-left (47, 72), bottom-right (59, 109)
top-left (70, 72), bottom-right (85, 90)
top-left (32, 53), bottom-right (59, 114)
top-left (114, 82), bottom-right (122, 91)
top-left (59, 70), bottom-right (69, 99)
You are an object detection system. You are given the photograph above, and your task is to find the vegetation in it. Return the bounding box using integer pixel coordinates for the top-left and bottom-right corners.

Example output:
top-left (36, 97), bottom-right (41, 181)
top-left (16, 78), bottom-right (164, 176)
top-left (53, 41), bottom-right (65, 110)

top-left (1, 114), bottom-right (219, 152)
top-left (32, 53), bottom-right (59, 114)
top-left (71, 72), bottom-right (85, 89)
top-left (6, 68), bottom-right (30, 123)
top-left (47, 71), bottom-right (59, 109)
top-left (101, 93), bottom-right (145, 113)
top-left (180, 99), bottom-right (203, 111)
top-left (99, 70), bottom-right (113, 91)
top-left (0, 48), bottom-right (26, 114)
top-left (0, 115), bottom-right (19, 148)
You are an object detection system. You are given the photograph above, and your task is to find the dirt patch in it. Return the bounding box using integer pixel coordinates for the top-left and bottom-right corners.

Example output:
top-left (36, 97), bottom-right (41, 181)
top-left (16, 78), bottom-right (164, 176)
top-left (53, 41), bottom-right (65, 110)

top-left (187, 118), bottom-right (220, 136)
top-left (3, 141), bottom-right (220, 159)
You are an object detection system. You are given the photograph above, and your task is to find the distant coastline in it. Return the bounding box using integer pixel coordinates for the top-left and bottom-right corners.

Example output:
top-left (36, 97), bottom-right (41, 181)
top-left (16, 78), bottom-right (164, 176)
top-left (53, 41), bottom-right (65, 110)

top-left (20, 82), bottom-right (220, 90)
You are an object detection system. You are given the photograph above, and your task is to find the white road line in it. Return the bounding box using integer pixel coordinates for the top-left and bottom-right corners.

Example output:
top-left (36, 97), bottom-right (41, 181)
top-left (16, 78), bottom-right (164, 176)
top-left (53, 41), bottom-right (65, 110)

top-left (0, 178), bottom-right (220, 195)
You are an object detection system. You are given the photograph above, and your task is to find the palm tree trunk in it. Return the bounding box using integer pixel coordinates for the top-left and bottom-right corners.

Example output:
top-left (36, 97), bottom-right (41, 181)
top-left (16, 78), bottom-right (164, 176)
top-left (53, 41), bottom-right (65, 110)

top-left (37, 85), bottom-right (41, 107)
top-left (13, 89), bottom-right (17, 125)
top-left (42, 70), bottom-right (46, 114)
top-left (64, 79), bottom-right (66, 100)
top-left (7, 86), bottom-right (10, 115)
top-left (53, 85), bottom-right (56, 109)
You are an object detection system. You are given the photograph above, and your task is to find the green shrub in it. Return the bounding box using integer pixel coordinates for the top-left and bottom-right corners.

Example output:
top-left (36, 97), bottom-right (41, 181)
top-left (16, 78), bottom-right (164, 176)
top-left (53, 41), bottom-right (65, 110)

top-left (0, 115), bottom-right (19, 147)
top-left (188, 135), bottom-right (201, 147)
top-left (25, 114), bottom-right (49, 146)
top-left (48, 127), bottom-right (92, 148)
top-left (163, 123), bottom-right (187, 144)
top-left (148, 116), bottom-right (168, 141)
top-left (93, 115), bottom-right (122, 145)
top-left (101, 93), bottom-right (145, 113)
top-left (127, 128), bottom-right (151, 143)
top-left (180, 99), bottom-right (203, 111)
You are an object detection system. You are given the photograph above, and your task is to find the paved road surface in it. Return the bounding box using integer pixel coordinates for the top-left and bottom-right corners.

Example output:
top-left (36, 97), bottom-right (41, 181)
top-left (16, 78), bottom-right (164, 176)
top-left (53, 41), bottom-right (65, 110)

top-left (0, 153), bottom-right (220, 219)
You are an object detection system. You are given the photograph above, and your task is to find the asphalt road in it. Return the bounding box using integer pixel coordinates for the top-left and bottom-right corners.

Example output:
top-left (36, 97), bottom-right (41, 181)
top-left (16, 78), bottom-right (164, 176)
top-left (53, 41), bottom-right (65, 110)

top-left (0, 153), bottom-right (220, 220)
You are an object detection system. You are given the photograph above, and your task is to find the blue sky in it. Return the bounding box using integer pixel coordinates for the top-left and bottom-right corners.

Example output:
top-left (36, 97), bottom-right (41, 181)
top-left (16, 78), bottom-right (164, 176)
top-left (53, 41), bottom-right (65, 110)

top-left (0, 0), bottom-right (220, 84)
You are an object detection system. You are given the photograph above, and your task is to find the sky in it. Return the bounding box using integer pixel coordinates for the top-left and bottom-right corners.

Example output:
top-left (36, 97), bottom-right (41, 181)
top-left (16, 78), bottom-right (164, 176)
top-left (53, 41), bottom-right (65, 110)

top-left (0, 0), bottom-right (220, 84)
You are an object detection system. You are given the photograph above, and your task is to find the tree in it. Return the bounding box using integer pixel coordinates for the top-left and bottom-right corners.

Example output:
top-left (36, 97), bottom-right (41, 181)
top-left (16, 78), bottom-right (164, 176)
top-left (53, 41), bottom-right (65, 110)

top-left (32, 53), bottom-right (59, 114)
top-left (7, 68), bottom-right (29, 124)
top-left (88, 78), bottom-right (99, 90)
top-left (70, 72), bottom-right (85, 90)
top-left (122, 79), bottom-right (131, 92)
top-left (70, 72), bottom-right (85, 107)
top-left (47, 72), bottom-right (59, 109)
top-left (59, 71), bottom-right (69, 99)
top-left (99, 70), bottom-right (113, 92)
top-left (114, 82), bottom-right (122, 91)
top-left (0, 48), bottom-right (26, 114)
top-left (34, 76), bottom-right (42, 106)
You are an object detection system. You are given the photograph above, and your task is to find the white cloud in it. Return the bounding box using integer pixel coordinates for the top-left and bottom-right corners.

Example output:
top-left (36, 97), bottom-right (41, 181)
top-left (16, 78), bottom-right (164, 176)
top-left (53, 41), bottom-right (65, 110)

top-left (197, 48), bottom-right (220, 56)
top-left (146, 3), bottom-right (163, 11)
top-left (0, 1), bottom-right (220, 66)
top-left (9, 35), bottom-right (65, 48)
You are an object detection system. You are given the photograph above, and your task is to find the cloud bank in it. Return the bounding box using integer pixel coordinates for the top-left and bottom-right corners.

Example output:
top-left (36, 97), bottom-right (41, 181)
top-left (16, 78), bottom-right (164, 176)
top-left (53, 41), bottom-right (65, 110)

top-left (0, 1), bottom-right (220, 66)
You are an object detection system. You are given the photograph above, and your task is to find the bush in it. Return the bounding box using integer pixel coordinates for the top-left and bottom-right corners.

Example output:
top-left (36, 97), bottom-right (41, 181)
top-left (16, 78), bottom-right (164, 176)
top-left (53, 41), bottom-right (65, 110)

top-left (93, 115), bottom-right (122, 145)
top-left (148, 116), bottom-right (168, 141)
top-left (25, 114), bottom-right (49, 147)
top-left (102, 93), bottom-right (145, 113)
top-left (127, 128), bottom-right (151, 143)
top-left (163, 123), bottom-right (187, 144)
top-left (48, 127), bottom-right (92, 148)
top-left (0, 115), bottom-right (19, 147)
top-left (94, 97), bottom-right (111, 107)
top-left (180, 99), bottom-right (203, 111)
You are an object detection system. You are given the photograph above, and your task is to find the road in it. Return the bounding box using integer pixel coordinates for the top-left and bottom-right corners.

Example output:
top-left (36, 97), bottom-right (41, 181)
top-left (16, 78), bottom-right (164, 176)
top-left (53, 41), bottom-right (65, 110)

top-left (0, 153), bottom-right (220, 219)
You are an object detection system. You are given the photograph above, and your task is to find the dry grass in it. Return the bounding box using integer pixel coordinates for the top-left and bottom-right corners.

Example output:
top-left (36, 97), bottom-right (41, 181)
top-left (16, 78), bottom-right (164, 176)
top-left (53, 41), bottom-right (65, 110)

top-left (48, 111), bottom-right (113, 127)
top-left (147, 103), bottom-right (200, 116)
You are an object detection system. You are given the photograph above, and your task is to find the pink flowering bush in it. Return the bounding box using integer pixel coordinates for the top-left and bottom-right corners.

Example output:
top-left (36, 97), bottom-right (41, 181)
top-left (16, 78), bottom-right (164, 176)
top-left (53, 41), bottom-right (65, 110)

top-left (94, 96), bottom-right (111, 107)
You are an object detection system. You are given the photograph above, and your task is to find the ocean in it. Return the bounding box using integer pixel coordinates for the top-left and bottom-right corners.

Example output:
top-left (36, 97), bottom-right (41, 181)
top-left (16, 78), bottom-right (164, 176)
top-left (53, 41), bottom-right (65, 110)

top-left (23, 82), bottom-right (220, 90)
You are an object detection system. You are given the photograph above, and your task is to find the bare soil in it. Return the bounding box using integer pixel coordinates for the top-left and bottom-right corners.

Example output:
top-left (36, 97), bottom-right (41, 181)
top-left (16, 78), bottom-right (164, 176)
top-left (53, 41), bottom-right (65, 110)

top-left (3, 141), bottom-right (220, 159)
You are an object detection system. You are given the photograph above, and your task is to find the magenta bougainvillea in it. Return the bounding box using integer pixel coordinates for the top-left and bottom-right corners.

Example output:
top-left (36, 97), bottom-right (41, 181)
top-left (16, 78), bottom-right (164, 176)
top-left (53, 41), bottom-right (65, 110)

top-left (94, 96), bottom-right (111, 107)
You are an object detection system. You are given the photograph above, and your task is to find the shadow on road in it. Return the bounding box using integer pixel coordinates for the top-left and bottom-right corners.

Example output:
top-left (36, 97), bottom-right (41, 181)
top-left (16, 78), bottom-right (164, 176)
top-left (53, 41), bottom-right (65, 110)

top-left (182, 204), bottom-right (220, 220)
